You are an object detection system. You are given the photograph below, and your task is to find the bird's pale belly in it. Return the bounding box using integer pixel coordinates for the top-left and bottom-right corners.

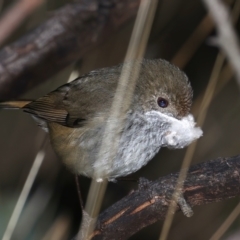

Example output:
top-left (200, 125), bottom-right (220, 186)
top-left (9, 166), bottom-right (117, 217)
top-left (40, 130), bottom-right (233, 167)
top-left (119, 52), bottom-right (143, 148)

top-left (48, 114), bottom-right (168, 181)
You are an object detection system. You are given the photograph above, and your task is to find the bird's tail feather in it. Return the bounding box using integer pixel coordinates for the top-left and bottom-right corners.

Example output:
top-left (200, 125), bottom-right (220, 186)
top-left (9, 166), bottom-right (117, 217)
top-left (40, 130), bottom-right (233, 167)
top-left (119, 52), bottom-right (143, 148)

top-left (0, 100), bottom-right (31, 109)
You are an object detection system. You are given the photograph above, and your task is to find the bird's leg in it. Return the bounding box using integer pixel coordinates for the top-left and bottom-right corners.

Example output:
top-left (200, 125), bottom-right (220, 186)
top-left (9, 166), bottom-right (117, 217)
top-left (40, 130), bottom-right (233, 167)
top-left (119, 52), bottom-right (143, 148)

top-left (173, 191), bottom-right (193, 217)
top-left (138, 178), bottom-right (193, 217)
top-left (75, 175), bottom-right (84, 212)
top-left (177, 194), bottom-right (193, 217)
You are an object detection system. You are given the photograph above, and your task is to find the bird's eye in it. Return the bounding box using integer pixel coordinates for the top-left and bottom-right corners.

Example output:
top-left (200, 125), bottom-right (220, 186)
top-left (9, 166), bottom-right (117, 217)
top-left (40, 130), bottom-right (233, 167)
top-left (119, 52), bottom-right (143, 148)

top-left (157, 97), bottom-right (168, 108)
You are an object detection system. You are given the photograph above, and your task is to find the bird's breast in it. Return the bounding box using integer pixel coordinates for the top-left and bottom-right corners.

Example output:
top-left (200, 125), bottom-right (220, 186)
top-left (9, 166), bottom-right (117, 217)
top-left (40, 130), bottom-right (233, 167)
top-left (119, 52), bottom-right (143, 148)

top-left (47, 113), bottom-right (169, 180)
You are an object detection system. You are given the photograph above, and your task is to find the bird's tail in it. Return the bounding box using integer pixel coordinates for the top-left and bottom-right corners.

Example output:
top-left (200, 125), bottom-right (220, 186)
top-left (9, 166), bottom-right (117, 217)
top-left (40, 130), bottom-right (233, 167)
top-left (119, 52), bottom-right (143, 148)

top-left (0, 100), bottom-right (31, 109)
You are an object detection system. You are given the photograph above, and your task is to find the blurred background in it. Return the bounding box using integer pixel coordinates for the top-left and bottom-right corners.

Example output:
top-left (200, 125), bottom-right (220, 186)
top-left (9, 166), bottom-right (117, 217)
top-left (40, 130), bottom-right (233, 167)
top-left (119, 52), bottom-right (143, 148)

top-left (0, 0), bottom-right (240, 239)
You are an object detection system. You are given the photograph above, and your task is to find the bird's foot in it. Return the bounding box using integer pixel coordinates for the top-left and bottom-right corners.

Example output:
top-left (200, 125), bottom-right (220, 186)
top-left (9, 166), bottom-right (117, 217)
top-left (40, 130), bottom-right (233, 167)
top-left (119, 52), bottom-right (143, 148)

top-left (174, 192), bottom-right (193, 217)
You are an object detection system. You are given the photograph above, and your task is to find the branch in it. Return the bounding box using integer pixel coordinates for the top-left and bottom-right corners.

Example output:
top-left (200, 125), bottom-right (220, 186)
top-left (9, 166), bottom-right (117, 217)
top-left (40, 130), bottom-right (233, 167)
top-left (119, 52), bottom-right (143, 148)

top-left (0, 0), bottom-right (140, 100)
top-left (0, 0), bottom-right (45, 46)
top-left (88, 155), bottom-right (240, 240)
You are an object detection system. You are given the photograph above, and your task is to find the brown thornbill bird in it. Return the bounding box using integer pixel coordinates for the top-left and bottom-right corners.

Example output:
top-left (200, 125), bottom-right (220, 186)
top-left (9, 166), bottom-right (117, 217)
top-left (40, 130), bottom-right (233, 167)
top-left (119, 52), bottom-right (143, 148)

top-left (0, 59), bottom-right (202, 181)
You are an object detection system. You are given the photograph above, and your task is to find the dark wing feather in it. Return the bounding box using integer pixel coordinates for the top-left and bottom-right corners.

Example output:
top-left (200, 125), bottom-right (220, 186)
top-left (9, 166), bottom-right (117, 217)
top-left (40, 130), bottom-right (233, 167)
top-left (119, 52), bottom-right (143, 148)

top-left (23, 95), bottom-right (69, 126)
top-left (23, 68), bottom-right (120, 128)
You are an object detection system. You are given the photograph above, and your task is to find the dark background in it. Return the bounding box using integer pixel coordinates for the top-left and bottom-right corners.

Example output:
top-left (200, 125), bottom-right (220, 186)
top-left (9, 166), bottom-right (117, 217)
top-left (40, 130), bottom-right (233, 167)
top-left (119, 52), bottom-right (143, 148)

top-left (0, 0), bottom-right (240, 239)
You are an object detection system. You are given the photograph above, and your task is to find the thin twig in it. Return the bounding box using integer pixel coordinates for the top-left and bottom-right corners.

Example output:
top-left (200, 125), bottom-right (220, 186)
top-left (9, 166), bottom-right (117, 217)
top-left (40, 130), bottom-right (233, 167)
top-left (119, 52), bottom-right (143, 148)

top-left (88, 155), bottom-right (240, 240)
top-left (42, 214), bottom-right (72, 240)
top-left (171, 14), bottom-right (214, 69)
top-left (78, 0), bottom-right (158, 239)
top-left (209, 202), bottom-right (240, 240)
top-left (159, 51), bottom-right (225, 240)
top-left (159, 1), bottom-right (240, 239)
top-left (203, 0), bottom-right (240, 86)
top-left (75, 175), bottom-right (84, 211)
top-left (2, 138), bottom-right (46, 240)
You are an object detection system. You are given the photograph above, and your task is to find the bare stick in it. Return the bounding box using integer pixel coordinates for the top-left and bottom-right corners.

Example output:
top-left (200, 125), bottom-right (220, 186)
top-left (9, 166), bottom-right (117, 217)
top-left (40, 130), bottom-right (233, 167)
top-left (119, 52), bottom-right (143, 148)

top-left (209, 202), bottom-right (240, 240)
top-left (0, 0), bottom-right (141, 100)
top-left (85, 155), bottom-right (240, 240)
top-left (2, 139), bottom-right (46, 240)
top-left (159, 1), bottom-right (240, 239)
top-left (75, 175), bottom-right (84, 211)
top-left (77, 0), bottom-right (158, 239)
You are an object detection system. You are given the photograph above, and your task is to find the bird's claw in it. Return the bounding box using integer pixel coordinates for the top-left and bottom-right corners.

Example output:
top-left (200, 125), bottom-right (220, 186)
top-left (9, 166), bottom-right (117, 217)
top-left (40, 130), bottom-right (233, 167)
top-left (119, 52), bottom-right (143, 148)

top-left (174, 192), bottom-right (193, 217)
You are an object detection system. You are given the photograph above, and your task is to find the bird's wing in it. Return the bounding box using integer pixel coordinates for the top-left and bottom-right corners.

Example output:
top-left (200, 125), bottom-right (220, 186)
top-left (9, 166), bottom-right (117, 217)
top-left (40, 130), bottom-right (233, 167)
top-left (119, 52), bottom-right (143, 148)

top-left (23, 69), bottom-right (119, 128)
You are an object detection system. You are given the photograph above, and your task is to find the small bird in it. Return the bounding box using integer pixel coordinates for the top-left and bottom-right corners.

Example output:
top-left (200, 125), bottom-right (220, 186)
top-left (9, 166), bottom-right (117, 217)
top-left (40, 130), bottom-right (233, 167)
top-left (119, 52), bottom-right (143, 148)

top-left (0, 59), bottom-right (202, 181)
